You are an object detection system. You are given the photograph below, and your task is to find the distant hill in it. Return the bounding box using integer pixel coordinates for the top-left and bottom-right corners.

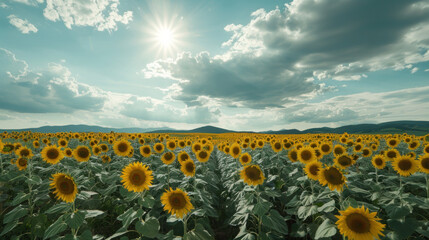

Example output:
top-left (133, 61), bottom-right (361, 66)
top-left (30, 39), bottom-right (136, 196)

top-left (1, 121), bottom-right (428, 135)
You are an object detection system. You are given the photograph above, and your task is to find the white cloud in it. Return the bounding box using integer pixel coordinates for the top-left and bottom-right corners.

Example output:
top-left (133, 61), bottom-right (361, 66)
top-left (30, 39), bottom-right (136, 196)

top-left (43, 0), bottom-right (133, 31)
top-left (10, 0), bottom-right (44, 6)
top-left (411, 67), bottom-right (418, 74)
top-left (8, 15), bottom-right (38, 34)
top-left (0, 3), bottom-right (8, 8)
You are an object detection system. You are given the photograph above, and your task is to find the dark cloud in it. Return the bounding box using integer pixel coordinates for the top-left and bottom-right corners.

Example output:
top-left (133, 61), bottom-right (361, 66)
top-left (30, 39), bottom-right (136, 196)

top-left (144, 0), bottom-right (429, 109)
top-left (0, 48), bottom-right (106, 113)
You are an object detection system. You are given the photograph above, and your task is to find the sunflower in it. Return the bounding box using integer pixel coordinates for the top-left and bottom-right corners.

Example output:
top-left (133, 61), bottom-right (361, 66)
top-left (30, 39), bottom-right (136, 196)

top-left (58, 138), bottom-right (68, 148)
top-left (138, 145), bottom-right (152, 158)
top-left (50, 173), bottom-right (78, 203)
top-left (336, 206), bottom-right (385, 240)
top-left (297, 146), bottom-right (317, 164)
top-left (166, 140), bottom-right (176, 151)
top-left (250, 142), bottom-right (257, 150)
top-left (387, 138), bottom-right (399, 148)
top-left (161, 188), bottom-right (194, 219)
top-left (139, 138), bottom-right (145, 145)
top-left (120, 162), bottom-right (153, 192)
top-left (192, 142), bottom-right (202, 153)
top-left (16, 146), bottom-right (33, 159)
top-left (320, 142), bottom-right (332, 155)
top-left (304, 161), bottom-right (322, 181)
top-left (384, 149), bottom-right (399, 161)
top-left (154, 143), bottom-right (165, 154)
top-left (1, 143), bottom-right (15, 154)
top-left (41, 145), bottom-right (64, 164)
top-left (353, 143), bottom-right (363, 152)
top-left (239, 153), bottom-right (252, 165)
top-left (100, 144), bottom-right (109, 152)
top-left (178, 151), bottom-right (190, 164)
top-left (418, 154), bottom-right (429, 174)
top-left (33, 140), bottom-right (40, 148)
top-left (257, 140), bottom-right (264, 148)
top-left (424, 144), bottom-right (429, 154)
top-left (283, 142), bottom-right (293, 150)
top-left (334, 154), bottom-right (354, 169)
top-left (113, 140), bottom-right (132, 156)
top-left (72, 146), bottom-right (91, 162)
top-left (16, 157), bottom-right (28, 171)
top-left (318, 166), bottom-right (346, 192)
top-left (92, 145), bottom-right (102, 156)
top-left (63, 148), bottom-right (73, 157)
top-left (361, 148), bottom-right (372, 157)
top-left (288, 148), bottom-right (299, 162)
top-left (196, 150), bottom-right (210, 163)
top-left (392, 155), bottom-right (418, 177)
top-left (333, 145), bottom-right (346, 156)
top-left (101, 155), bottom-right (111, 163)
top-left (230, 143), bottom-right (242, 158)
top-left (181, 160), bottom-right (196, 177)
top-left (371, 155), bottom-right (386, 169)
top-left (161, 152), bottom-right (176, 165)
top-left (408, 141), bottom-right (420, 150)
top-left (271, 141), bottom-right (282, 153)
top-left (240, 165), bottom-right (265, 186)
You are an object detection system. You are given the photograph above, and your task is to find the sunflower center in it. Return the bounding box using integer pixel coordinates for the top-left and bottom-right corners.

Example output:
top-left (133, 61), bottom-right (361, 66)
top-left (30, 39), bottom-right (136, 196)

top-left (398, 159), bottom-right (412, 171)
top-left (355, 145), bottom-right (362, 151)
top-left (321, 144), bottom-right (330, 152)
top-left (169, 142), bottom-right (175, 148)
top-left (387, 151), bottom-right (396, 159)
top-left (117, 142), bottom-right (128, 153)
top-left (274, 143), bottom-right (281, 150)
top-left (20, 149), bottom-right (30, 156)
top-left (241, 155), bottom-right (249, 163)
top-left (334, 147), bottom-right (344, 155)
top-left (198, 151), bottom-right (208, 159)
top-left (290, 151), bottom-right (298, 161)
top-left (338, 156), bottom-right (352, 166)
top-left (232, 147), bottom-right (240, 155)
top-left (101, 145), bottom-right (108, 151)
top-left (309, 165), bottom-right (319, 176)
top-left (77, 147), bottom-right (89, 158)
top-left (324, 167), bottom-right (344, 185)
top-left (363, 149), bottom-right (369, 156)
top-left (18, 158), bottom-right (27, 166)
top-left (169, 193), bottom-right (186, 209)
top-left (285, 143), bottom-right (291, 149)
top-left (60, 140), bottom-right (66, 146)
top-left (421, 157), bottom-right (429, 169)
top-left (185, 162), bottom-right (194, 173)
top-left (59, 178), bottom-right (75, 194)
top-left (164, 152), bottom-right (173, 161)
top-left (389, 140), bottom-right (396, 146)
top-left (346, 213), bottom-right (371, 233)
top-left (143, 147), bottom-right (151, 154)
top-left (410, 142), bottom-right (417, 148)
top-left (129, 170), bottom-right (146, 186)
top-left (245, 166), bottom-right (262, 181)
top-left (156, 145), bottom-right (162, 151)
top-left (375, 158), bottom-right (383, 166)
top-left (180, 154), bottom-right (189, 162)
top-left (47, 149), bottom-right (59, 159)
top-left (300, 150), bottom-right (312, 161)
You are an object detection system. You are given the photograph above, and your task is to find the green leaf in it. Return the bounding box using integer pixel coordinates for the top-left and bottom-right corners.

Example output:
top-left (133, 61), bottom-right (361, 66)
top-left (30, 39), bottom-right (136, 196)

top-left (0, 220), bottom-right (19, 236)
top-left (140, 194), bottom-right (155, 208)
top-left (385, 205), bottom-right (411, 219)
top-left (388, 218), bottom-right (419, 240)
top-left (240, 233), bottom-right (256, 240)
top-left (117, 208), bottom-right (144, 229)
top-left (66, 211), bottom-right (85, 229)
top-left (135, 217), bottom-right (159, 238)
top-left (253, 199), bottom-right (272, 216)
top-left (45, 203), bottom-right (71, 214)
top-left (11, 193), bottom-right (30, 206)
top-left (81, 210), bottom-right (105, 219)
top-left (184, 224), bottom-right (214, 240)
top-left (80, 230), bottom-right (93, 240)
top-left (106, 231), bottom-right (128, 240)
top-left (3, 205), bottom-right (28, 224)
top-left (317, 200), bottom-right (335, 213)
top-left (261, 209), bottom-right (288, 235)
top-left (44, 216), bottom-right (68, 239)
top-left (314, 219), bottom-right (337, 239)
top-left (26, 175), bottom-right (42, 185)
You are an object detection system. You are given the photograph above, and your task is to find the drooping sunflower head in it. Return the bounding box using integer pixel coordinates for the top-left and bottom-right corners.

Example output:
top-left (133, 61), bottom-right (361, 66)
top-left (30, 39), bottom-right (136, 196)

top-left (336, 205), bottom-right (385, 240)
top-left (161, 152), bottom-right (176, 165)
top-left (73, 146), bottom-right (91, 162)
top-left (392, 155), bottom-right (418, 177)
top-left (318, 166), bottom-right (346, 192)
top-left (181, 160), bottom-right (196, 177)
top-left (161, 188), bottom-right (194, 219)
top-left (120, 162), bottom-right (153, 192)
top-left (230, 143), bottom-right (242, 159)
top-left (333, 145), bottom-right (346, 156)
top-left (16, 146), bottom-right (33, 159)
top-left (196, 149), bottom-right (210, 163)
top-left (239, 152), bottom-right (252, 165)
top-left (334, 154), bottom-right (354, 169)
top-left (304, 161), bottom-right (322, 181)
top-left (154, 143), bottom-right (165, 154)
top-left (139, 145), bottom-right (152, 158)
top-left (418, 154), bottom-right (429, 174)
top-left (178, 151), bottom-right (190, 164)
top-left (288, 148), bottom-right (299, 162)
top-left (240, 164), bottom-right (265, 186)
top-left (371, 155), bottom-right (386, 169)
top-left (113, 140), bottom-right (132, 157)
top-left (50, 173), bottom-right (78, 203)
top-left (16, 157), bottom-right (28, 171)
top-left (384, 149), bottom-right (399, 161)
top-left (297, 146), bottom-right (316, 164)
top-left (41, 145), bottom-right (64, 164)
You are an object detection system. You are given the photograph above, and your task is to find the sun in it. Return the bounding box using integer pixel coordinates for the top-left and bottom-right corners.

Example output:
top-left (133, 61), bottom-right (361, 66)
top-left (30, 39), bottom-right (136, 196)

top-left (156, 28), bottom-right (175, 48)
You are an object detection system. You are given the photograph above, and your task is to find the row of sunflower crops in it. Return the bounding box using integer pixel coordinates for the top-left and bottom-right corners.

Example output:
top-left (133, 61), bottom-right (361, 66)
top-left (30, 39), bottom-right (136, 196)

top-left (0, 131), bottom-right (429, 240)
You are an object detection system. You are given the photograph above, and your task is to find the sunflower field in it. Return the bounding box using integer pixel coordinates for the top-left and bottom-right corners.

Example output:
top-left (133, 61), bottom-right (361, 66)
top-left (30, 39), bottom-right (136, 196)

top-left (1, 131), bottom-right (429, 240)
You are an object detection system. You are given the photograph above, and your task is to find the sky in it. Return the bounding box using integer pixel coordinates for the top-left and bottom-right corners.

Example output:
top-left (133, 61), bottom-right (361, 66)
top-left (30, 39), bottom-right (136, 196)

top-left (0, 0), bottom-right (429, 131)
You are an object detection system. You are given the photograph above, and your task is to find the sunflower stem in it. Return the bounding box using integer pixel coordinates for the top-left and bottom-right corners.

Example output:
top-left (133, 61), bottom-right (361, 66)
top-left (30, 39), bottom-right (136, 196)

top-left (27, 159), bottom-right (33, 215)
top-left (425, 174), bottom-right (428, 199)
top-left (375, 168), bottom-right (378, 184)
top-left (183, 214), bottom-right (188, 235)
top-left (167, 165), bottom-right (170, 189)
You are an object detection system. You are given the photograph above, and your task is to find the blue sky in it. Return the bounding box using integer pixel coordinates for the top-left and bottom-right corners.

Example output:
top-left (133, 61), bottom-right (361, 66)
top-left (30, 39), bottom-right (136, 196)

top-left (1, 0), bottom-right (429, 131)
